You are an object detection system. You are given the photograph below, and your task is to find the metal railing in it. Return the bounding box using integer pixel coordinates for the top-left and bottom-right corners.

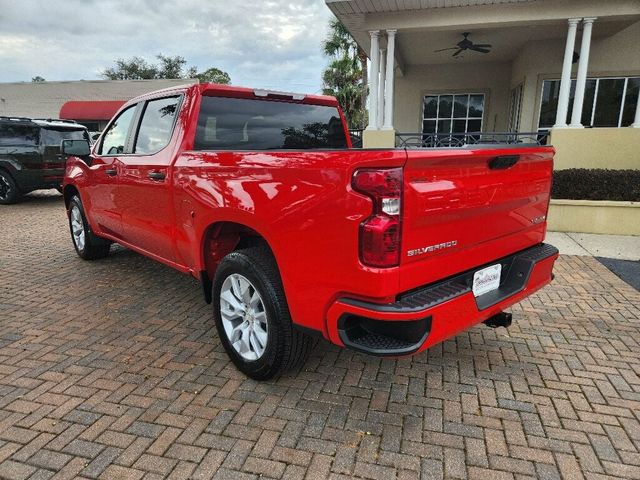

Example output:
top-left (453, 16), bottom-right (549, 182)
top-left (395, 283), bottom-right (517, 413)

top-left (395, 131), bottom-right (550, 148)
top-left (349, 129), bottom-right (363, 148)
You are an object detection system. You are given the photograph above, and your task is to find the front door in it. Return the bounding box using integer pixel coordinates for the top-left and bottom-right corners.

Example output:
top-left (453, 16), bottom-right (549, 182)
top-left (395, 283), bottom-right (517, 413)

top-left (86, 104), bottom-right (138, 238)
top-left (118, 96), bottom-right (181, 263)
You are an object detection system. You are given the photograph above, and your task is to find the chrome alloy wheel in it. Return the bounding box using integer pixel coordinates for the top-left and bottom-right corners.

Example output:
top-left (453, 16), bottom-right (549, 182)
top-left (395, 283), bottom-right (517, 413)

top-left (0, 175), bottom-right (11, 201)
top-left (70, 205), bottom-right (86, 251)
top-left (220, 273), bottom-right (269, 361)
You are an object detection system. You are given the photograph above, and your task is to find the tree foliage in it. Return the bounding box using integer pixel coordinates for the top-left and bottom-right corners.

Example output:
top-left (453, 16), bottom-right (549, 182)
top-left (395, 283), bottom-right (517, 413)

top-left (190, 67), bottom-right (231, 84)
top-left (101, 54), bottom-right (231, 84)
top-left (321, 19), bottom-right (367, 129)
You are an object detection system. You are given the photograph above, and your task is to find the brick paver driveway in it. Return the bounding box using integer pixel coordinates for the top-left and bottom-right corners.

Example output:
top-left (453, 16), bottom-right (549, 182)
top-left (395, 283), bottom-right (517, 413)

top-left (1, 192), bottom-right (639, 480)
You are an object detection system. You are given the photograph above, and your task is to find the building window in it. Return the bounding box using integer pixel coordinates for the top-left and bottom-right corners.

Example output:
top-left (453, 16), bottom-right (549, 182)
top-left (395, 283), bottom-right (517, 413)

top-left (422, 94), bottom-right (485, 135)
top-left (539, 76), bottom-right (640, 129)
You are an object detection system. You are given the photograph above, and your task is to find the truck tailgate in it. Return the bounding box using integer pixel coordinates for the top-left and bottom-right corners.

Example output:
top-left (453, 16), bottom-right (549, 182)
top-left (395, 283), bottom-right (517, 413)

top-left (400, 146), bottom-right (554, 291)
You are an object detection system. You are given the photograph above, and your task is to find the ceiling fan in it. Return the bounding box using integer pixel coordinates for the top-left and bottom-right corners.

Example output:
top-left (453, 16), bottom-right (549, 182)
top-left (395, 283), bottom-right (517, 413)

top-left (434, 32), bottom-right (492, 57)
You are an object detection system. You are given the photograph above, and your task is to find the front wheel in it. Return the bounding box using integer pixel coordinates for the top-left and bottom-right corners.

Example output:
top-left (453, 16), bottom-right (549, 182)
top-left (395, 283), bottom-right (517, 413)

top-left (213, 246), bottom-right (313, 380)
top-left (0, 170), bottom-right (20, 205)
top-left (68, 195), bottom-right (111, 260)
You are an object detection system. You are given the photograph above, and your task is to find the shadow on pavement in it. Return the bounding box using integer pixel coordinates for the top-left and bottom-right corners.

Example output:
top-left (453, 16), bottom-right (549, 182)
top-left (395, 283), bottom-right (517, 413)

top-left (597, 256), bottom-right (640, 290)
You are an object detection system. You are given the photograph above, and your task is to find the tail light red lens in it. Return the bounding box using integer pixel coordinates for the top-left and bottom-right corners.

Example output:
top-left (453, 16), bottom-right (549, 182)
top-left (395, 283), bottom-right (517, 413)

top-left (352, 168), bottom-right (403, 268)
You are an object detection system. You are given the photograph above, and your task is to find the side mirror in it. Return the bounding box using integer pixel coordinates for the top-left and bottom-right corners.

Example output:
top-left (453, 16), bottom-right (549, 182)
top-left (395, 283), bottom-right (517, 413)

top-left (61, 139), bottom-right (91, 157)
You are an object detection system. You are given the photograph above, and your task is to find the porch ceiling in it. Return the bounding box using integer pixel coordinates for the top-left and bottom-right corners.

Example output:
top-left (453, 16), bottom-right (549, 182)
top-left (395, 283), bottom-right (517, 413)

top-left (399, 19), bottom-right (637, 66)
top-left (325, 0), bottom-right (535, 14)
top-left (326, 0), bottom-right (640, 67)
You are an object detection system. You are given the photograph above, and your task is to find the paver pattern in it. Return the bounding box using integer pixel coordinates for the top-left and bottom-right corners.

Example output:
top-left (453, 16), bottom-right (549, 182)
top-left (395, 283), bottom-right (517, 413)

top-left (1, 192), bottom-right (639, 480)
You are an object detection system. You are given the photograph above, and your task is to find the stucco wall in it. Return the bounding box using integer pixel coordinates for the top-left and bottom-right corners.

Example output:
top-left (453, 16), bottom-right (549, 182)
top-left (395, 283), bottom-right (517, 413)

top-left (393, 61), bottom-right (512, 133)
top-left (550, 128), bottom-right (640, 170)
top-left (0, 79), bottom-right (197, 119)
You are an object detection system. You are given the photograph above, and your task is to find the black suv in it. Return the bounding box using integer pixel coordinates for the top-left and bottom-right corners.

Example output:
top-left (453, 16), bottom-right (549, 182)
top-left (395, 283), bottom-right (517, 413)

top-left (0, 117), bottom-right (90, 204)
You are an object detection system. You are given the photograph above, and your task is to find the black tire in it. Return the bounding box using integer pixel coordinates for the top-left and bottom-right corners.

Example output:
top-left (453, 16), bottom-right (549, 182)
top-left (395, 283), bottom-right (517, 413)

top-left (68, 195), bottom-right (111, 260)
top-left (212, 246), bottom-right (313, 380)
top-left (0, 170), bottom-right (20, 205)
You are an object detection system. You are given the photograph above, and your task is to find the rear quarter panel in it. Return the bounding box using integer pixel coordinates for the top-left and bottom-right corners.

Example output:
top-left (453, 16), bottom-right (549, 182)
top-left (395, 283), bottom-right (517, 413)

top-left (172, 149), bottom-right (407, 334)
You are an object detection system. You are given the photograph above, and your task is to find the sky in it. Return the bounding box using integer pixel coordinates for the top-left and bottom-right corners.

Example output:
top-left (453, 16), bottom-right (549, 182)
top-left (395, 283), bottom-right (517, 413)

top-left (0, 0), bottom-right (334, 93)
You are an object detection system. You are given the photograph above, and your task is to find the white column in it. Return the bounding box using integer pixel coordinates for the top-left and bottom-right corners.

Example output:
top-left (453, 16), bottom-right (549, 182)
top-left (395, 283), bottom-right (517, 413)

top-left (383, 29), bottom-right (397, 130)
top-left (366, 31), bottom-right (380, 130)
top-left (632, 95), bottom-right (640, 128)
top-left (569, 17), bottom-right (596, 127)
top-left (377, 49), bottom-right (386, 128)
top-left (554, 18), bottom-right (581, 128)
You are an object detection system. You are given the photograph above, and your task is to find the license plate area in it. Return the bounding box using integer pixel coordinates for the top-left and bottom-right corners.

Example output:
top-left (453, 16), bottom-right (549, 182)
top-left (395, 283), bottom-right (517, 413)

top-left (472, 264), bottom-right (502, 297)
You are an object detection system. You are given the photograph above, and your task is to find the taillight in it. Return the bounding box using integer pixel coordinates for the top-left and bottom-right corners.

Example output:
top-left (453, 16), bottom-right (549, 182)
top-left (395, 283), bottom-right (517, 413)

top-left (352, 167), bottom-right (403, 268)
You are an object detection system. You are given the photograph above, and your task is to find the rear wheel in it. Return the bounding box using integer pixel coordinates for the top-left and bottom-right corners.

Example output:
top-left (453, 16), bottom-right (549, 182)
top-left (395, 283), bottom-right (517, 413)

top-left (213, 246), bottom-right (313, 380)
top-left (0, 170), bottom-right (20, 205)
top-left (68, 195), bottom-right (111, 260)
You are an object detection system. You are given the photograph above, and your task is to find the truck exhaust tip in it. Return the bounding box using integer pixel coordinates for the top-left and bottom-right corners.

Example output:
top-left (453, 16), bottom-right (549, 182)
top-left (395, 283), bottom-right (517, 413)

top-left (483, 312), bottom-right (512, 328)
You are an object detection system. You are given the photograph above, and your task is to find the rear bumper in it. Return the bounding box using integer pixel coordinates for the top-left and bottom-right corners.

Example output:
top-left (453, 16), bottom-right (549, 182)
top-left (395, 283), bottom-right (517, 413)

top-left (326, 243), bottom-right (559, 356)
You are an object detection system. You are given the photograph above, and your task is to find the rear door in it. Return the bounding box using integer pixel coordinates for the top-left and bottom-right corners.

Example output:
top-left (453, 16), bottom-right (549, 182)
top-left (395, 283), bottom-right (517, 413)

top-left (118, 95), bottom-right (181, 262)
top-left (0, 123), bottom-right (40, 190)
top-left (85, 104), bottom-right (138, 238)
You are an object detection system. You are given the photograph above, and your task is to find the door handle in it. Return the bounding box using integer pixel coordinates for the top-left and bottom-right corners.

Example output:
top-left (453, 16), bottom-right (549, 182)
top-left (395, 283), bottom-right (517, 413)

top-left (148, 171), bottom-right (166, 181)
top-left (105, 169), bottom-right (118, 176)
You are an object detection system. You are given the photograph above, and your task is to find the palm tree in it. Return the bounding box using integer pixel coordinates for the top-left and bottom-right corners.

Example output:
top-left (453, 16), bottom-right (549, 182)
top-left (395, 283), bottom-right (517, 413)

top-left (322, 19), bottom-right (368, 129)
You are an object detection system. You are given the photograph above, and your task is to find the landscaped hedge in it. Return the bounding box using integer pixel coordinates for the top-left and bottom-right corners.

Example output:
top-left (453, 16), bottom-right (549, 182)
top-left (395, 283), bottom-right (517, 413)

top-left (551, 169), bottom-right (640, 202)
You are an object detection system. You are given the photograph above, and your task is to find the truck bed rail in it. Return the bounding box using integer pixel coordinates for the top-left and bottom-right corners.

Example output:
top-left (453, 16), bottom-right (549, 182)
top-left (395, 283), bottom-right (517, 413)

top-left (396, 131), bottom-right (549, 148)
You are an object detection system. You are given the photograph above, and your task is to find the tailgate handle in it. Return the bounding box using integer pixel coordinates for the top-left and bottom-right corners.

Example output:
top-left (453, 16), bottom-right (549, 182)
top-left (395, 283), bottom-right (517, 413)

top-left (489, 155), bottom-right (519, 170)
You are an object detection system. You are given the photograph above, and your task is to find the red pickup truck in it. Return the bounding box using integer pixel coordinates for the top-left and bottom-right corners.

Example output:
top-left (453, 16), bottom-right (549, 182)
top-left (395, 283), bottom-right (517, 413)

top-left (62, 83), bottom-right (558, 380)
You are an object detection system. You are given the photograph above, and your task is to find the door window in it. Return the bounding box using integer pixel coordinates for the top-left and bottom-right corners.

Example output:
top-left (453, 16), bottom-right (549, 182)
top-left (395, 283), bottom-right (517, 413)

top-left (99, 105), bottom-right (137, 155)
top-left (134, 97), bottom-right (180, 154)
top-left (0, 124), bottom-right (39, 147)
top-left (41, 128), bottom-right (88, 147)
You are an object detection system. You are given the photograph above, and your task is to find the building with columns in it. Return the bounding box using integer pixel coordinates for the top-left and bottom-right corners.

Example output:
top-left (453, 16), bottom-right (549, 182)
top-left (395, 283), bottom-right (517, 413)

top-left (325, 0), bottom-right (640, 171)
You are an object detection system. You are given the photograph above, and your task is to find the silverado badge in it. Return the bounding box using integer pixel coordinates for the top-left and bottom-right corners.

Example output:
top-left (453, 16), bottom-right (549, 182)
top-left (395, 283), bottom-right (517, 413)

top-left (407, 240), bottom-right (458, 257)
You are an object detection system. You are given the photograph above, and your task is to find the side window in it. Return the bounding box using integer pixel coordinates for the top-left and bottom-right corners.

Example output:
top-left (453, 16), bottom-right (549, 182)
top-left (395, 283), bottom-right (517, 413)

top-left (99, 105), bottom-right (137, 155)
top-left (0, 124), bottom-right (39, 147)
top-left (134, 97), bottom-right (179, 154)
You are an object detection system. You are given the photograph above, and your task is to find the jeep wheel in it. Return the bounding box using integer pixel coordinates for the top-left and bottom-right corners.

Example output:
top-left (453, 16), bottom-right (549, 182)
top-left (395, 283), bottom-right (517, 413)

top-left (68, 195), bottom-right (111, 260)
top-left (213, 246), bottom-right (313, 380)
top-left (0, 170), bottom-right (20, 205)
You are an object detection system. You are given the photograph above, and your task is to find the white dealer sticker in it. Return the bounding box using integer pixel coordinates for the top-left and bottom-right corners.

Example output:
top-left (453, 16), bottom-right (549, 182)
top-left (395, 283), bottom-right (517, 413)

top-left (472, 264), bottom-right (502, 297)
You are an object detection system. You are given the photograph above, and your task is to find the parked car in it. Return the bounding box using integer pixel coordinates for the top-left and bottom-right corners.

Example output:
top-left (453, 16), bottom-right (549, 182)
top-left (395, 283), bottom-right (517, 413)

top-left (62, 83), bottom-right (558, 380)
top-left (0, 117), bottom-right (89, 204)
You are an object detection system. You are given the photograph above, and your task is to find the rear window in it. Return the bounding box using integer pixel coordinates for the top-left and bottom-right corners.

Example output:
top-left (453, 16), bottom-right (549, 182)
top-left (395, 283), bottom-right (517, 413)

top-left (0, 124), bottom-right (39, 147)
top-left (194, 96), bottom-right (347, 150)
top-left (41, 128), bottom-right (87, 147)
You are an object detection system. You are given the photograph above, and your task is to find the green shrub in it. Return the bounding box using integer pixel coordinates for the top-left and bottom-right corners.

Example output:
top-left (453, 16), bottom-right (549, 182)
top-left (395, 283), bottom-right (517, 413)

top-left (551, 169), bottom-right (640, 202)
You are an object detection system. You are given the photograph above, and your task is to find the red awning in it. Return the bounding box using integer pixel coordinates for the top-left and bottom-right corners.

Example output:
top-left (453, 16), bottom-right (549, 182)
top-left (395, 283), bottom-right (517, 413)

top-left (59, 100), bottom-right (126, 121)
